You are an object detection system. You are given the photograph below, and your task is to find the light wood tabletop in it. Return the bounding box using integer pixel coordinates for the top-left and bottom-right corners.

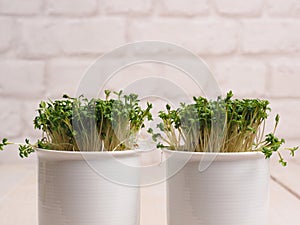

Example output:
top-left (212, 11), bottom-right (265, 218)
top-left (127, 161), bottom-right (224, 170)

top-left (0, 149), bottom-right (299, 225)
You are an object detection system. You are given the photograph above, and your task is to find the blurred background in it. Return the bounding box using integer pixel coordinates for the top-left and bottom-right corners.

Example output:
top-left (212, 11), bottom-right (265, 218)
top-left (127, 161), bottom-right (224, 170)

top-left (0, 0), bottom-right (299, 162)
top-left (0, 0), bottom-right (300, 161)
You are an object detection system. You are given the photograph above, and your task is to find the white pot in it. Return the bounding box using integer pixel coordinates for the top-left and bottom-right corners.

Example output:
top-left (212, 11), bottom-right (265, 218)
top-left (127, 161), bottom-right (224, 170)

top-left (37, 148), bottom-right (141, 225)
top-left (163, 150), bottom-right (270, 225)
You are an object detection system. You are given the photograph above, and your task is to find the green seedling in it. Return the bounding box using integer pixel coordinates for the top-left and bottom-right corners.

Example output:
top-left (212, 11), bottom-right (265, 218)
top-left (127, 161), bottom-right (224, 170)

top-left (1, 90), bottom-right (152, 157)
top-left (151, 91), bottom-right (298, 166)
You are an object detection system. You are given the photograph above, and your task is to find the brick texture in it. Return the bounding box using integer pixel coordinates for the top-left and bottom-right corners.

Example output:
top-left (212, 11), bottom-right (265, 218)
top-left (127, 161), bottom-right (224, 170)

top-left (129, 19), bottom-right (238, 55)
top-left (0, 61), bottom-right (45, 98)
top-left (268, 61), bottom-right (300, 98)
top-left (102, 0), bottom-right (152, 14)
top-left (55, 19), bottom-right (126, 54)
top-left (46, 59), bottom-right (91, 98)
top-left (214, 0), bottom-right (263, 16)
top-left (160, 0), bottom-right (209, 16)
top-left (0, 99), bottom-right (22, 138)
top-left (46, 0), bottom-right (97, 16)
top-left (241, 21), bottom-right (300, 54)
top-left (267, 0), bottom-right (300, 17)
top-left (212, 59), bottom-right (267, 97)
top-left (0, 0), bottom-right (41, 15)
top-left (0, 17), bottom-right (13, 52)
top-left (0, 0), bottom-right (299, 161)
top-left (267, 99), bottom-right (300, 140)
top-left (18, 19), bottom-right (61, 58)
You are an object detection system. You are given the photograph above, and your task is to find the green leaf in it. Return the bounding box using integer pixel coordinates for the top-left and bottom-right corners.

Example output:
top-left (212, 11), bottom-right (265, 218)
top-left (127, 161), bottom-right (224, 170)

top-left (147, 128), bottom-right (153, 134)
top-left (2, 138), bottom-right (8, 144)
top-left (262, 147), bottom-right (273, 158)
top-left (18, 140), bottom-right (35, 158)
top-left (286, 146), bottom-right (299, 157)
top-left (157, 143), bottom-right (165, 149)
top-left (275, 114), bottom-right (280, 124)
top-left (0, 138), bottom-right (9, 151)
top-left (166, 104), bottom-right (171, 111)
top-left (279, 158), bottom-right (287, 167)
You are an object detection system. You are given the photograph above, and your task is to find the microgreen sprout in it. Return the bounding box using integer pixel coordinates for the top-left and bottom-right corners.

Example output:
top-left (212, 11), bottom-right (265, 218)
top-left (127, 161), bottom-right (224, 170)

top-left (0, 138), bottom-right (9, 150)
top-left (1, 90), bottom-right (152, 156)
top-left (151, 91), bottom-right (298, 166)
top-left (0, 137), bottom-right (35, 158)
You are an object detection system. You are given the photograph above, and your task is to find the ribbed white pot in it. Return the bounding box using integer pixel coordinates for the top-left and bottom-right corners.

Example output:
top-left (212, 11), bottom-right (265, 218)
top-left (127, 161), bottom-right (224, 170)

top-left (37, 148), bottom-right (140, 225)
top-left (163, 150), bottom-right (270, 225)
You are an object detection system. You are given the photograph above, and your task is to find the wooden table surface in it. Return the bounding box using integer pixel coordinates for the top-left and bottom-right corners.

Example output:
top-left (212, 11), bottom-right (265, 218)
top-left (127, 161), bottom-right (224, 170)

top-left (0, 150), bottom-right (299, 225)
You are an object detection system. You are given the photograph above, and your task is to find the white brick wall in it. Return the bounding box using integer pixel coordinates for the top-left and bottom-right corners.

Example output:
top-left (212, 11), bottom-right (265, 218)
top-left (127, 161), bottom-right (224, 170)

top-left (0, 61), bottom-right (45, 97)
top-left (214, 0), bottom-right (263, 16)
top-left (0, 0), bottom-right (41, 15)
top-left (268, 99), bottom-right (300, 140)
top-left (0, 17), bottom-right (14, 52)
top-left (0, 0), bottom-right (299, 160)
top-left (46, 0), bottom-right (98, 16)
top-left (0, 100), bottom-right (22, 138)
top-left (18, 19), bottom-right (61, 58)
top-left (46, 59), bottom-right (91, 98)
top-left (129, 19), bottom-right (238, 54)
top-left (267, 0), bottom-right (300, 17)
top-left (212, 58), bottom-right (267, 97)
top-left (160, 0), bottom-right (209, 16)
top-left (241, 21), bottom-right (300, 54)
top-left (55, 19), bottom-right (126, 54)
top-left (269, 61), bottom-right (300, 98)
top-left (102, 0), bottom-right (152, 15)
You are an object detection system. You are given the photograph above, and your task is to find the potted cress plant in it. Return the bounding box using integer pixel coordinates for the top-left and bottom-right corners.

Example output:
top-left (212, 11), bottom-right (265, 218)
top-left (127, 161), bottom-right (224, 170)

top-left (149, 91), bottom-right (298, 225)
top-left (0, 90), bottom-right (152, 225)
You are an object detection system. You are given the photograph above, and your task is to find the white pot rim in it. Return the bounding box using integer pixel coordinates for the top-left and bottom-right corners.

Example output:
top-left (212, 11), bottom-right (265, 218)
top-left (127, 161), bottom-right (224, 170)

top-left (35, 147), bottom-right (152, 160)
top-left (162, 149), bottom-right (266, 161)
top-left (36, 147), bottom-right (139, 154)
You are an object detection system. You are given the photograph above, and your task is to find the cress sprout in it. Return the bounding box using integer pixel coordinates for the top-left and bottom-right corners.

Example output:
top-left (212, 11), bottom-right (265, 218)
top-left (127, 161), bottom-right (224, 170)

top-left (0, 90), bottom-right (152, 157)
top-left (149, 91), bottom-right (298, 166)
